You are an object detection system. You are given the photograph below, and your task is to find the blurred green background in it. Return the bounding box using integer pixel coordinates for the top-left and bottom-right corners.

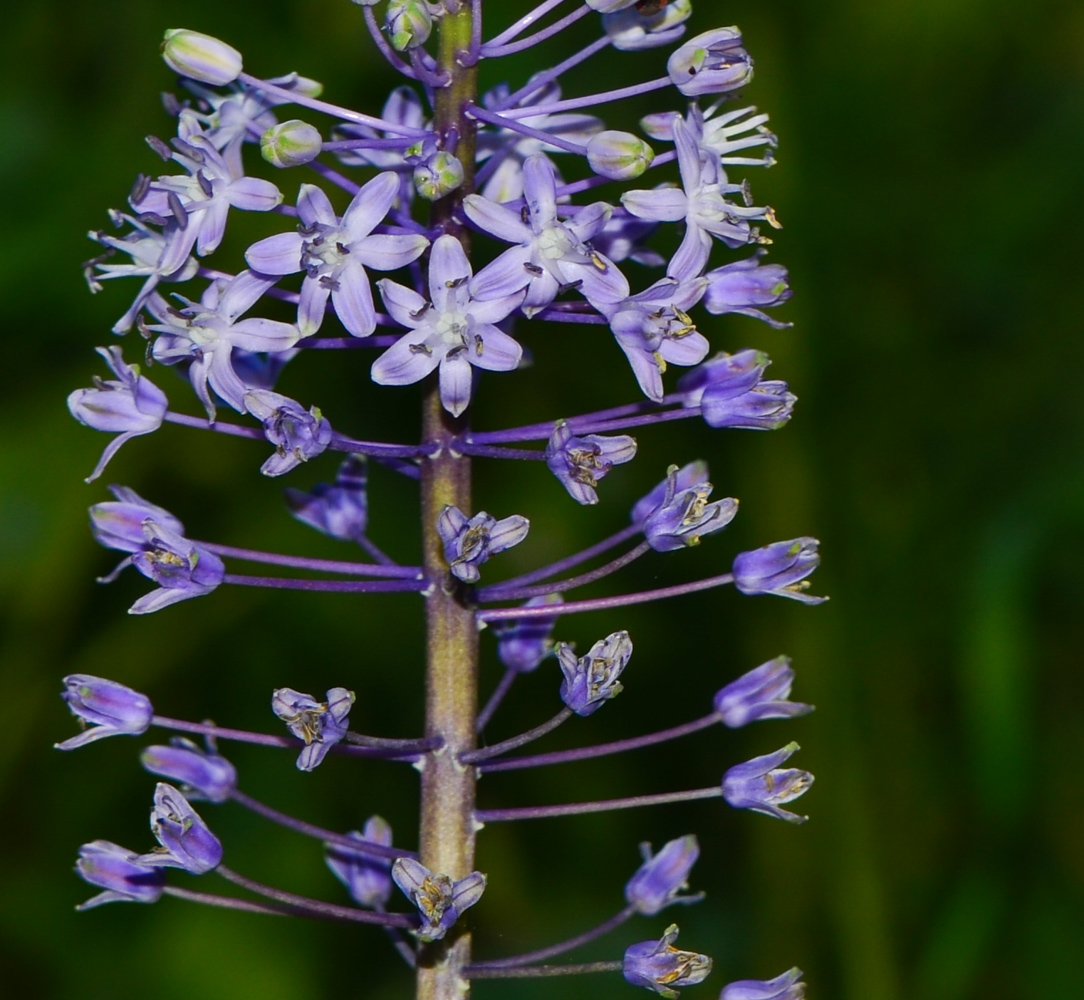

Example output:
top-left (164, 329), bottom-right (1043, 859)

top-left (2, 0), bottom-right (1082, 997)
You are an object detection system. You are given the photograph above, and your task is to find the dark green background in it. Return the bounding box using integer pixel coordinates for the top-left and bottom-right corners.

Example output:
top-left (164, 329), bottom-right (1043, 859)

top-left (2, 1), bottom-right (1081, 997)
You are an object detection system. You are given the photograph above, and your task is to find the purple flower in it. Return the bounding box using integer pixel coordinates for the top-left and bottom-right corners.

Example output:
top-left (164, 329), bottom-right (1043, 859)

top-left (625, 835), bottom-right (703, 915)
top-left (243, 389), bottom-right (332, 476)
top-left (464, 154), bottom-right (627, 315)
top-left (325, 816), bottom-right (395, 909)
top-left (722, 742), bottom-right (814, 823)
top-left (74, 841), bottom-right (166, 910)
top-left (492, 594), bottom-right (563, 673)
top-left (631, 460), bottom-right (708, 525)
top-left (285, 454), bottom-right (369, 542)
top-left (732, 538), bottom-right (825, 604)
top-left (545, 421), bottom-right (637, 505)
top-left (557, 630), bottom-right (631, 716)
top-left (128, 518), bottom-right (225, 614)
top-left (603, 276), bottom-right (710, 401)
top-left (140, 738), bottom-right (237, 802)
top-left (244, 175), bottom-right (429, 337)
top-left (271, 686), bottom-right (355, 771)
top-left (643, 104), bottom-right (777, 171)
top-left (677, 350), bottom-right (795, 430)
top-left (667, 27), bottom-right (754, 98)
top-left (603, 0), bottom-right (692, 51)
top-left (721, 968), bottom-right (806, 1000)
top-left (89, 485), bottom-right (184, 552)
top-left (623, 924), bottom-right (712, 998)
top-left (331, 86), bottom-right (426, 171)
top-left (642, 463), bottom-right (738, 551)
top-left (138, 783), bottom-right (223, 874)
top-left (713, 656), bottom-right (813, 728)
top-left (371, 235), bottom-right (524, 416)
top-left (146, 270), bottom-right (299, 420)
top-left (591, 212), bottom-right (665, 268)
top-left (69, 347), bottom-right (168, 482)
top-left (704, 252), bottom-right (791, 326)
top-left (391, 858), bottom-right (486, 942)
top-left (56, 674), bottom-right (153, 750)
top-left (437, 505), bottom-right (530, 584)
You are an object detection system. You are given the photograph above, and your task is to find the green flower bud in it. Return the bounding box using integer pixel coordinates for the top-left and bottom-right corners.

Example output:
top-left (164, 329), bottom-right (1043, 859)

top-left (161, 29), bottom-right (243, 86)
top-left (261, 120), bottom-right (323, 168)
top-left (587, 130), bottom-right (656, 180)
top-left (386, 0), bottom-right (433, 51)
top-left (414, 151), bottom-right (465, 201)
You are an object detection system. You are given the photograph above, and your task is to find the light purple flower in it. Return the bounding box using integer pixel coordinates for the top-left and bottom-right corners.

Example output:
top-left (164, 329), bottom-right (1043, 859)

top-left (732, 538), bottom-right (825, 604)
top-left (140, 738), bottom-right (237, 802)
top-left (437, 505), bottom-right (530, 584)
top-left (623, 118), bottom-right (777, 281)
top-left (138, 783), bottom-right (223, 874)
top-left (331, 87), bottom-right (426, 170)
top-left (678, 350), bottom-right (796, 430)
top-left (722, 968), bottom-right (806, 1000)
top-left (285, 454), bottom-right (369, 542)
top-left (271, 686), bottom-right (355, 771)
top-left (371, 234), bottom-right (524, 416)
top-left (244, 175), bottom-right (429, 337)
top-left (603, 276), bottom-right (710, 401)
top-left (146, 270), bottom-right (299, 420)
top-left (492, 594), bottom-right (563, 673)
top-left (243, 388), bottom-right (332, 477)
top-left (603, 0), bottom-right (692, 51)
top-left (56, 674), bottom-right (153, 750)
top-left (557, 630), bottom-right (631, 716)
top-left (722, 742), bottom-right (814, 823)
top-left (391, 858), bottom-right (486, 942)
top-left (325, 816), bottom-right (395, 909)
top-left (714, 656), bottom-right (813, 728)
top-left (545, 420), bottom-right (637, 505)
top-left (625, 835), bottom-right (703, 915)
top-left (464, 154), bottom-right (626, 315)
top-left (623, 924), bottom-right (712, 998)
top-left (641, 464), bottom-right (738, 551)
top-left (704, 251), bottom-right (791, 326)
top-left (88, 485), bottom-right (184, 552)
top-left (667, 27), bottom-right (753, 98)
top-left (74, 841), bottom-right (165, 910)
top-left (68, 347), bottom-right (168, 482)
top-left (591, 212), bottom-right (665, 268)
top-left (631, 460), bottom-right (709, 525)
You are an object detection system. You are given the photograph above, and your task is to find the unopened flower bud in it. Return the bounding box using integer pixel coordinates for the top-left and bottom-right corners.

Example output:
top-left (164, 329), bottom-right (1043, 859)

top-left (625, 836), bottom-right (703, 915)
top-left (493, 594), bottom-right (563, 673)
top-left (623, 924), bottom-right (712, 998)
top-left (260, 119), bottom-right (323, 168)
top-left (732, 538), bottom-right (825, 604)
top-left (722, 968), bottom-right (806, 1000)
top-left (714, 656), bottom-right (813, 728)
top-left (587, 131), bottom-right (655, 180)
top-left (57, 674), bottom-right (153, 750)
top-left (326, 816), bottom-right (395, 908)
top-left (414, 150), bottom-right (465, 201)
top-left (386, 0), bottom-right (433, 51)
top-left (704, 252), bottom-right (792, 324)
top-left (161, 29), bottom-right (243, 86)
top-left (668, 27), bottom-right (753, 97)
top-left (557, 630), bottom-right (631, 716)
top-left (285, 454), bottom-right (370, 542)
top-left (75, 841), bottom-right (165, 910)
top-left (722, 742), bottom-right (814, 823)
top-left (140, 738), bottom-right (237, 802)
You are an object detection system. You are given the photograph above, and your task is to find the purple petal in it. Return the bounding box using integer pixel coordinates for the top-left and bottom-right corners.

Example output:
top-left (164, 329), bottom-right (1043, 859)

top-left (470, 245), bottom-right (533, 300)
top-left (195, 199), bottom-right (229, 256)
top-left (229, 317), bottom-right (300, 352)
top-left (350, 233), bottom-right (429, 271)
top-left (468, 290), bottom-right (526, 325)
top-left (673, 117), bottom-right (703, 191)
top-left (297, 183), bottom-right (337, 227)
top-left (522, 154), bottom-right (558, 227)
top-left (471, 325), bottom-right (522, 371)
top-left (342, 172), bottom-right (399, 241)
top-left (428, 235), bottom-right (472, 306)
top-left (571, 255), bottom-right (630, 311)
top-left (463, 195), bottom-right (532, 244)
top-left (622, 186), bottom-right (688, 222)
top-left (226, 176), bottom-right (283, 212)
top-left (660, 330), bottom-right (709, 366)
top-left (219, 271), bottom-right (278, 320)
top-left (245, 232), bottom-right (304, 275)
top-left (565, 201), bottom-right (614, 242)
top-left (371, 332), bottom-right (440, 385)
top-left (298, 276), bottom-right (331, 336)
top-left (439, 355), bottom-right (474, 416)
top-left (668, 225), bottom-right (712, 282)
top-left (332, 261), bottom-right (377, 337)
top-left (377, 279), bottom-right (427, 329)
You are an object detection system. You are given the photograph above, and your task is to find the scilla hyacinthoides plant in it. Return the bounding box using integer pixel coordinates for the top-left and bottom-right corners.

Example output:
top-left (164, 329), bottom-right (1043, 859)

top-left (61, 3), bottom-right (823, 998)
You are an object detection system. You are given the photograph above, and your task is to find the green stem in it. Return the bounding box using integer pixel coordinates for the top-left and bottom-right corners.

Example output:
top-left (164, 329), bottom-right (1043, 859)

top-left (417, 5), bottom-right (479, 1000)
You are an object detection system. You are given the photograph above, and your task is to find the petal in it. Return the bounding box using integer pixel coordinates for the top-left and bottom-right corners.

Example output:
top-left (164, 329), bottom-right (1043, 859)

top-left (470, 246), bottom-right (533, 300)
top-left (297, 183), bottom-right (337, 226)
top-left (488, 515), bottom-right (530, 552)
top-left (377, 279), bottom-right (428, 328)
top-left (350, 233), bottom-right (429, 271)
top-left (206, 351), bottom-right (250, 412)
top-left (342, 172), bottom-right (400, 240)
top-left (463, 195), bottom-right (532, 244)
top-left (428, 234), bottom-right (472, 309)
top-left (439, 355), bottom-right (474, 416)
top-left (195, 199), bottom-right (229, 256)
top-left (471, 324), bottom-right (522, 371)
top-left (371, 332), bottom-right (440, 385)
top-left (622, 186), bottom-right (688, 222)
top-left (468, 289), bottom-right (525, 325)
top-left (332, 261), bottom-right (377, 337)
top-left (229, 317), bottom-right (300, 352)
top-left (219, 270), bottom-right (278, 319)
top-left (522, 154), bottom-right (558, 226)
top-left (298, 277), bottom-right (331, 336)
top-left (129, 586), bottom-right (205, 615)
top-left (668, 225), bottom-right (712, 283)
top-left (245, 232), bottom-right (304, 275)
top-left (565, 201), bottom-right (613, 242)
top-left (660, 331), bottom-right (710, 366)
top-left (673, 117), bottom-right (703, 192)
top-left (226, 176), bottom-right (284, 212)
top-left (569, 255), bottom-right (629, 310)
top-left (615, 335), bottom-right (665, 400)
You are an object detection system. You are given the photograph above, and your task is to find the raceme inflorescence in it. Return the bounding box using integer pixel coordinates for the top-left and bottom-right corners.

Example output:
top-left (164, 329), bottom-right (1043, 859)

top-left (61, 3), bottom-right (823, 998)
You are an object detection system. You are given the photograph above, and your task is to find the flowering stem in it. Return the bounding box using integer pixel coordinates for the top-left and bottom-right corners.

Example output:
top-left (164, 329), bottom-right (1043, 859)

top-left (553, 149), bottom-right (675, 198)
top-left (463, 961), bottom-right (623, 979)
top-left (479, 712), bottom-right (722, 773)
top-left (502, 76), bottom-right (672, 119)
top-left (477, 573), bottom-right (736, 623)
top-left (475, 785), bottom-right (723, 823)
top-left (223, 573), bottom-right (427, 594)
top-left (472, 904), bottom-right (636, 968)
top-left (307, 159), bottom-right (360, 195)
top-left (529, 308), bottom-right (609, 324)
top-left (229, 789), bottom-right (417, 859)
top-left (162, 886), bottom-right (291, 917)
top-left (459, 708), bottom-right (573, 764)
top-left (573, 405), bottom-right (702, 436)
top-left (484, 0), bottom-right (570, 48)
top-left (466, 103), bottom-right (587, 155)
top-left (480, 5), bottom-right (591, 58)
top-left (492, 35), bottom-right (611, 111)
top-left (197, 541), bottom-right (421, 578)
top-left (475, 666), bottom-right (519, 732)
top-left (453, 442), bottom-right (546, 461)
top-left (477, 540), bottom-right (652, 602)
top-left (216, 865), bottom-right (417, 927)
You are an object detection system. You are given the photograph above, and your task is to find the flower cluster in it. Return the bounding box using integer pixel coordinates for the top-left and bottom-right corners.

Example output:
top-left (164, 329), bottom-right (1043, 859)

top-left (62, 4), bottom-right (824, 998)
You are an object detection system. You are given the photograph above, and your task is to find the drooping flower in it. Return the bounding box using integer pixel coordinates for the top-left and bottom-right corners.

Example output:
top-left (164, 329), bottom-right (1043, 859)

top-left (325, 816), bottom-right (395, 909)
top-left (56, 674), bottom-right (153, 750)
top-left (732, 538), bottom-right (826, 604)
top-left (371, 234), bottom-right (524, 416)
top-left (703, 251), bottom-right (791, 326)
top-left (722, 742), bottom-right (814, 823)
top-left (678, 351), bottom-right (795, 430)
top-left (284, 454), bottom-right (369, 543)
top-left (465, 154), bottom-right (627, 315)
top-left (623, 924), bottom-right (713, 998)
top-left (492, 594), bottom-right (563, 673)
top-left (721, 968), bottom-right (806, 1000)
top-left (244, 175), bottom-right (429, 337)
top-left (271, 686), bottom-right (355, 771)
top-left (74, 841), bottom-right (166, 910)
top-left (139, 783), bottom-right (223, 873)
top-left (243, 389), bottom-right (333, 476)
top-left (713, 656), bottom-right (813, 728)
top-left (68, 347), bottom-right (168, 483)
top-left (667, 27), bottom-right (753, 98)
top-left (557, 630), bottom-right (632, 716)
top-left (437, 505), bottom-right (530, 584)
top-left (641, 464), bottom-right (738, 551)
top-left (545, 421), bottom-right (637, 505)
top-left (390, 858), bottom-right (486, 942)
top-left (625, 836), bottom-right (703, 915)
top-left (140, 738), bottom-right (237, 802)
